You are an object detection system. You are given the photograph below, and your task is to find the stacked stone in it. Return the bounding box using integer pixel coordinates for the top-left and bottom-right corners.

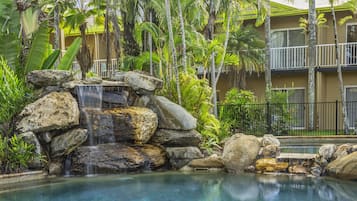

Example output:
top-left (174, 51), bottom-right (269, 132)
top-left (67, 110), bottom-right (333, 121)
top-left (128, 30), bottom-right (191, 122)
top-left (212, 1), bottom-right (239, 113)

top-left (17, 70), bottom-right (208, 175)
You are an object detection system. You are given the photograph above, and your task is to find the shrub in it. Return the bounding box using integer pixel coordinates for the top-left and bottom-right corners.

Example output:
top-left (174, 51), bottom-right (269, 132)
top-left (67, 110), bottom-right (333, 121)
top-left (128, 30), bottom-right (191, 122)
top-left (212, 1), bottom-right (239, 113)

top-left (0, 134), bottom-right (36, 174)
top-left (0, 57), bottom-right (30, 124)
top-left (219, 88), bottom-right (266, 135)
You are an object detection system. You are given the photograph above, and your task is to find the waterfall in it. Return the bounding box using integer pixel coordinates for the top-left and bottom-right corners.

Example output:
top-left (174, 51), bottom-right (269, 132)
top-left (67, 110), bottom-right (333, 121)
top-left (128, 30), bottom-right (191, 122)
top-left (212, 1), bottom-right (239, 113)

top-left (76, 85), bottom-right (103, 175)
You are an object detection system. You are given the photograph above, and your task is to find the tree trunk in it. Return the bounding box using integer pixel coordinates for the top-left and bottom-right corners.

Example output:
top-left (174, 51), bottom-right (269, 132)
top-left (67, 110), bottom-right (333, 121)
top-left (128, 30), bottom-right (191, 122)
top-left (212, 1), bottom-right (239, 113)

top-left (177, 0), bottom-right (187, 73)
top-left (264, 0), bottom-right (272, 102)
top-left (238, 68), bottom-right (247, 90)
top-left (110, 11), bottom-right (122, 69)
top-left (105, 0), bottom-right (111, 74)
top-left (149, 11), bottom-right (153, 75)
top-left (211, 53), bottom-right (217, 117)
top-left (308, 0), bottom-right (316, 130)
top-left (165, 0), bottom-right (182, 105)
top-left (331, 3), bottom-right (349, 134)
top-left (77, 23), bottom-right (92, 80)
top-left (215, 5), bottom-right (231, 86)
top-left (122, 11), bottom-right (140, 58)
top-left (53, 0), bottom-right (60, 68)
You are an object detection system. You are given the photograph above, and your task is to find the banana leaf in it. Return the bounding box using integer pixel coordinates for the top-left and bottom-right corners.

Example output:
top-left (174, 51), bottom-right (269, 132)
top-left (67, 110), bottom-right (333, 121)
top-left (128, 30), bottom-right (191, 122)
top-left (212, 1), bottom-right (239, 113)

top-left (42, 50), bottom-right (60, 69)
top-left (24, 23), bottom-right (50, 74)
top-left (58, 37), bottom-right (82, 70)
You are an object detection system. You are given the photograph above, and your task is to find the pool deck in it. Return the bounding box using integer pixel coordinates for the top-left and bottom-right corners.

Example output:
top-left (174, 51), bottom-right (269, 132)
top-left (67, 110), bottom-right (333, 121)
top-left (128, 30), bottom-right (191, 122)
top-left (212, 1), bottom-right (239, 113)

top-left (277, 135), bottom-right (357, 146)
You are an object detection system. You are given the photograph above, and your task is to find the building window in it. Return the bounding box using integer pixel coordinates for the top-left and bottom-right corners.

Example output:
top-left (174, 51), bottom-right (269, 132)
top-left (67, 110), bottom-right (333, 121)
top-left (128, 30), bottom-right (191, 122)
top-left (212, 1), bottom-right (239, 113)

top-left (271, 29), bottom-right (306, 69)
top-left (346, 86), bottom-right (357, 128)
top-left (346, 24), bottom-right (357, 64)
top-left (272, 88), bottom-right (305, 129)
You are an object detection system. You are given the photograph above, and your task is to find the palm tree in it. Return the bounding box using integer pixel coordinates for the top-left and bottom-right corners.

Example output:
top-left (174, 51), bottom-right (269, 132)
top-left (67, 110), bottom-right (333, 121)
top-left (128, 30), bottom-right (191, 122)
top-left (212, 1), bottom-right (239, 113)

top-left (329, 0), bottom-right (349, 134)
top-left (227, 25), bottom-right (265, 89)
top-left (177, 0), bottom-right (187, 73)
top-left (121, 0), bottom-right (140, 58)
top-left (165, 0), bottom-right (182, 105)
top-left (63, 0), bottom-right (99, 79)
top-left (263, 0), bottom-right (272, 103)
top-left (308, 0), bottom-right (317, 130)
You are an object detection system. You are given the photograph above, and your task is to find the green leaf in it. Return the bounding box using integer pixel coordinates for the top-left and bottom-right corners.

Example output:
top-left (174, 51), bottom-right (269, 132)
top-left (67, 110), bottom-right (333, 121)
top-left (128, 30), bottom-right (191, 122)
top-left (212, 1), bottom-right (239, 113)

top-left (24, 23), bottom-right (50, 74)
top-left (42, 50), bottom-right (60, 69)
top-left (58, 37), bottom-right (82, 70)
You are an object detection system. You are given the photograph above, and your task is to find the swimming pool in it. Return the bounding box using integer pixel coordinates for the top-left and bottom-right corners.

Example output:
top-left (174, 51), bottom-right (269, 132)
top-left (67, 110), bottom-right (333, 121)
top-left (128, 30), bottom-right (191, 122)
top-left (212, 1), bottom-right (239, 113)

top-left (0, 172), bottom-right (355, 201)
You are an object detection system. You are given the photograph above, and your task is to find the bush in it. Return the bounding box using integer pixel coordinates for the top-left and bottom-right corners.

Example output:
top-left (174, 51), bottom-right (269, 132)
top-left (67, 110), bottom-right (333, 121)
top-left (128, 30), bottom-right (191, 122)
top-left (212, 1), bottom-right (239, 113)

top-left (219, 88), bottom-right (266, 135)
top-left (0, 134), bottom-right (36, 174)
top-left (0, 57), bottom-right (30, 124)
top-left (160, 73), bottom-right (222, 149)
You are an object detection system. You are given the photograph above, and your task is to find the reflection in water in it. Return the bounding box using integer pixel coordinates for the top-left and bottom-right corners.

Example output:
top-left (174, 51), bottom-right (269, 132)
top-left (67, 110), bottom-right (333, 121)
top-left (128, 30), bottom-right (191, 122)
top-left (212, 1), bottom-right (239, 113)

top-left (0, 173), bottom-right (356, 201)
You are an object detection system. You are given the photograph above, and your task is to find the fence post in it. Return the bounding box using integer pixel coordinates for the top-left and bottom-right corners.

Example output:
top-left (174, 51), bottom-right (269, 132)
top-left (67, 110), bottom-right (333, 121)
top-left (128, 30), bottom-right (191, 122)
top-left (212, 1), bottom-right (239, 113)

top-left (335, 100), bottom-right (338, 135)
top-left (266, 102), bottom-right (272, 133)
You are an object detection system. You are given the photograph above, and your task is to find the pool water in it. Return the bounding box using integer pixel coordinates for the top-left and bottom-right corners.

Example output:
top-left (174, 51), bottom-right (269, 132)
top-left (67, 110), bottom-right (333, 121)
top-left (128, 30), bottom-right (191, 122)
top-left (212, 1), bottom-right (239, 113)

top-left (0, 172), bottom-right (356, 201)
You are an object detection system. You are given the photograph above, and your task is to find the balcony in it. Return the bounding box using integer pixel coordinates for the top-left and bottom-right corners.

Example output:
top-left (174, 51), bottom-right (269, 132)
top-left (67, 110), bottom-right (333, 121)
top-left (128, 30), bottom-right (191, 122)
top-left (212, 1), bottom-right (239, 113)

top-left (271, 42), bottom-right (357, 70)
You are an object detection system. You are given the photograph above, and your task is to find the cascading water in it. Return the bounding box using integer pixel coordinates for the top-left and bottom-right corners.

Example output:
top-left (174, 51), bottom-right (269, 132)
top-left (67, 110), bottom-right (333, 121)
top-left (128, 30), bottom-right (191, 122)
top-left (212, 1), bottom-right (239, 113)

top-left (75, 85), bottom-right (104, 175)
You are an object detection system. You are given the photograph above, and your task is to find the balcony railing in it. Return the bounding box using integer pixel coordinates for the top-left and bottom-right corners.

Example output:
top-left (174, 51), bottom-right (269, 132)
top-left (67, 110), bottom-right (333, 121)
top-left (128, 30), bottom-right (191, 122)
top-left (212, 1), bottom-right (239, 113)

top-left (68, 42), bottom-right (357, 76)
top-left (271, 42), bottom-right (357, 70)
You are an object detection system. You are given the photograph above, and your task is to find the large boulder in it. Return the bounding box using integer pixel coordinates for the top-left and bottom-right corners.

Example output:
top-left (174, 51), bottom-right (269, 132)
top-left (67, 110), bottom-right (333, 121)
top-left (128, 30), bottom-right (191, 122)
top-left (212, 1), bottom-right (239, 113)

top-left (27, 70), bottom-right (74, 87)
top-left (333, 144), bottom-right (353, 160)
top-left (326, 152), bottom-right (357, 180)
top-left (18, 132), bottom-right (43, 169)
top-left (50, 128), bottom-right (88, 158)
top-left (17, 92), bottom-right (80, 133)
top-left (112, 71), bottom-right (163, 94)
top-left (137, 96), bottom-right (196, 130)
top-left (71, 143), bottom-right (166, 174)
top-left (149, 129), bottom-right (202, 147)
top-left (222, 133), bottom-right (261, 173)
top-left (188, 154), bottom-right (225, 168)
top-left (82, 107), bottom-right (157, 144)
top-left (166, 147), bottom-right (203, 169)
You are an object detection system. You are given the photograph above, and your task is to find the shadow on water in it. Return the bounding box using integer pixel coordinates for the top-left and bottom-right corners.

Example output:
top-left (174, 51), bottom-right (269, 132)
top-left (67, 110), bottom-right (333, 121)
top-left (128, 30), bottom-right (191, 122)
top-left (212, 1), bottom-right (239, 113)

top-left (0, 172), bottom-right (356, 201)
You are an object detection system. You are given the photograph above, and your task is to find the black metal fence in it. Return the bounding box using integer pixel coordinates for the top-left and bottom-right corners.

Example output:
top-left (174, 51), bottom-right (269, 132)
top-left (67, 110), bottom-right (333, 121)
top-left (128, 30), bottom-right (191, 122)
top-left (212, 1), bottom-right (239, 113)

top-left (218, 101), bottom-right (357, 136)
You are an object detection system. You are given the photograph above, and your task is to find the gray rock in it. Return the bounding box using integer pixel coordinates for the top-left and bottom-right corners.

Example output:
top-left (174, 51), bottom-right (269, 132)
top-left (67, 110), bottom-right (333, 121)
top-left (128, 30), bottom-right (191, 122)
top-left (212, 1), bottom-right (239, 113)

top-left (166, 147), bottom-right (203, 169)
top-left (222, 133), bottom-right (261, 173)
top-left (102, 91), bottom-right (128, 107)
top-left (259, 144), bottom-right (280, 158)
top-left (38, 132), bottom-right (54, 143)
top-left (327, 152), bottom-right (357, 180)
top-left (62, 78), bottom-right (103, 89)
top-left (188, 154), bottom-right (225, 168)
top-left (149, 129), bottom-right (202, 147)
top-left (319, 144), bottom-right (337, 161)
top-left (48, 161), bottom-right (63, 175)
top-left (18, 132), bottom-right (43, 169)
top-left (50, 128), bottom-right (88, 158)
top-left (262, 134), bottom-right (280, 147)
top-left (333, 144), bottom-right (353, 160)
top-left (81, 107), bottom-right (157, 144)
top-left (144, 96), bottom-right (196, 130)
top-left (27, 70), bottom-right (74, 87)
top-left (71, 143), bottom-right (166, 174)
top-left (17, 92), bottom-right (80, 133)
top-left (120, 71), bottom-right (163, 95)
top-left (311, 165), bottom-right (322, 177)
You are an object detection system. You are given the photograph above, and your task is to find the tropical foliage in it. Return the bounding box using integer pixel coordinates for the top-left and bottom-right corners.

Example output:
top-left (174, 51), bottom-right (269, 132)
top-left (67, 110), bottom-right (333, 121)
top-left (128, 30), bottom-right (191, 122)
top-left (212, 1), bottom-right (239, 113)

top-left (0, 58), bottom-right (29, 124)
top-left (0, 134), bottom-right (36, 174)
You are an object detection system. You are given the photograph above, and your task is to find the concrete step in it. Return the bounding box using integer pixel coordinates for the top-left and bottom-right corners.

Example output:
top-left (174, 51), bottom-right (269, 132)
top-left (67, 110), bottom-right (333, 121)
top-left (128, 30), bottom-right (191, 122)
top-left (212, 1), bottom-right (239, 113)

top-left (277, 153), bottom-right (316, 160)
top-left (277, 135), bottom-right (357, 146)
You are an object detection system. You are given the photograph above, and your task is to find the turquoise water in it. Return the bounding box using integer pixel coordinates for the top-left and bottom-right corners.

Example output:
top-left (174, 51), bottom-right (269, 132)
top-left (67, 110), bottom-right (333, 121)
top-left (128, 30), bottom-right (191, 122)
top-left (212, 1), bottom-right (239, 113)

top-left (0, 172), bottom-right (356, 201)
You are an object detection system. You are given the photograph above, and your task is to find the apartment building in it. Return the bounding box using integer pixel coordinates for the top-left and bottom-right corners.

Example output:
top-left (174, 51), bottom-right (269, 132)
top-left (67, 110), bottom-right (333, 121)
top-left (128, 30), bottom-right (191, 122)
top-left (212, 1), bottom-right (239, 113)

top-left (217, 2), bottom-right (357, 131)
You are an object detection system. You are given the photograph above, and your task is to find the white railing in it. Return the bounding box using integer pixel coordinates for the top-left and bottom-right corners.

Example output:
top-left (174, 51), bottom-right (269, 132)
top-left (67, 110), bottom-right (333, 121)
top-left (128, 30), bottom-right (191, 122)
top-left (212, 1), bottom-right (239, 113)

top-left (72, 59), bottom-right (118, 78)
top-left (271, 42), bottom-right (357, 70)
top-left (271, 45), bottom-right (307, 70)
